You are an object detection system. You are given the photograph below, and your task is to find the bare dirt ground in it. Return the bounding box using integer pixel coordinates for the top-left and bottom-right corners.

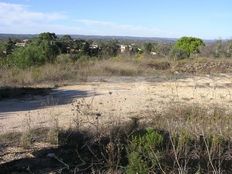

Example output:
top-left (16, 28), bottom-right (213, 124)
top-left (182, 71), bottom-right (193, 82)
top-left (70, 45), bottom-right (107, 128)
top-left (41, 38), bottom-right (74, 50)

top-left (1, 74), bottom-right (232, 134)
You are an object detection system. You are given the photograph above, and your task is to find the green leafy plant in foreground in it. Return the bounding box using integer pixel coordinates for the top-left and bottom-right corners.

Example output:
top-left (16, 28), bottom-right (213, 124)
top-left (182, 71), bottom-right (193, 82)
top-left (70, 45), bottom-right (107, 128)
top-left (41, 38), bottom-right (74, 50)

top-left (126, 128), bottom-right (164, 174)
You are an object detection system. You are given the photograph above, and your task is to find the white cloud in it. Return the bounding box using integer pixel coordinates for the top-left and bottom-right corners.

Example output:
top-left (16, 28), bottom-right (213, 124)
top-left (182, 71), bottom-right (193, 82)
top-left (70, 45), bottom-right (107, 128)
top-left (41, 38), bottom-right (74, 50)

top-left (0, 2), bottom-right (68, 33)
top-left (0, 2), bottom-right (176, 38)
top-left (0, 2), bottom-right (66, 23)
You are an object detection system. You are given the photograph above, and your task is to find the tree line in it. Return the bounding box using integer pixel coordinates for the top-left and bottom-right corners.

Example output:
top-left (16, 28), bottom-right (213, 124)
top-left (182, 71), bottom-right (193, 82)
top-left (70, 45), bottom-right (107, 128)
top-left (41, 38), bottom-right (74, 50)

top-left (1, 32), bottom-right (232, 68)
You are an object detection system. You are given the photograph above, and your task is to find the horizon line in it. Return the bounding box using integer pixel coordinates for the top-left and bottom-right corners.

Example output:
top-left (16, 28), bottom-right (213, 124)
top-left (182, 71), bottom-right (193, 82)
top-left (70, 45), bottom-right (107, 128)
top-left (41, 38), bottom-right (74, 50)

top-left (0, 33), bottom-right (224, 41)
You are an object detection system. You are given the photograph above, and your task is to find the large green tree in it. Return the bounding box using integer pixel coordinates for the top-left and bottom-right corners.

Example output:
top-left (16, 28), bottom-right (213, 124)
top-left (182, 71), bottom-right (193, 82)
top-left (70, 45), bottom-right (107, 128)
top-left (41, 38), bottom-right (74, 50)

top-left (171, 36), bottom-right (205, 59)
top-left (38, 32), bottom-right (57, 41)
top-left (60, 35), bottom-right (73, 42)
top-left (9, 32), bottom-right (60, 68)
top-left (10, 45), bottom-right (46, 68)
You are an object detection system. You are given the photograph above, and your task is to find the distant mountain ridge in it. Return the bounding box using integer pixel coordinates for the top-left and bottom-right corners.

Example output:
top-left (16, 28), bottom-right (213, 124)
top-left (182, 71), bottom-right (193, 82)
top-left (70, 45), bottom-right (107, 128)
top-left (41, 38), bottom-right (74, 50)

top-left (0, 33), bottom-right (215, 43)
top-left (0, 33), bottom-right (176, 43)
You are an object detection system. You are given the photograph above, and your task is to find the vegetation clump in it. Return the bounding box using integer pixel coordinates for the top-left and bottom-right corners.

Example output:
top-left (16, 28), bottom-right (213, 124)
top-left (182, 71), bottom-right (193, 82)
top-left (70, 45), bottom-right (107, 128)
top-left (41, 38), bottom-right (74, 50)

top-left (171, 36), bottom-right (205, 59)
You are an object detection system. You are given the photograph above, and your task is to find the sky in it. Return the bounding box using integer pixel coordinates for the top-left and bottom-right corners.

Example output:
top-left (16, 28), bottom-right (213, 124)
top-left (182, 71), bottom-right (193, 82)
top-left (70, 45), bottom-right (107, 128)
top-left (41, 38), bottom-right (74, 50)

top-left (0, 0), bottom-right (232, 39)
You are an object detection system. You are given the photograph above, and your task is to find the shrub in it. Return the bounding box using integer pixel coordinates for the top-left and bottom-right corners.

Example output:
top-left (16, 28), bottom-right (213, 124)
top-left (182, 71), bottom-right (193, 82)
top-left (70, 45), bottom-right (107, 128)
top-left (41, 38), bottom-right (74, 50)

top-left (7, 33), bottom-right (60, 68)
top-left (144, 43), bottom-right (153, 54)
top-left (9, 40), bottom-right (60, 68)
top-left (20, 131), bottom-right (33, 148)
top-left (171, 37), bottom-right (205, 59)
top-left (127, 129), bottom-right (164, 173)
top-left (170, 47), bottom-right (190, 60)
top-left (9, 45), bottom-right (46, 68)
top-left (126, 151), bottom-right (149, 174)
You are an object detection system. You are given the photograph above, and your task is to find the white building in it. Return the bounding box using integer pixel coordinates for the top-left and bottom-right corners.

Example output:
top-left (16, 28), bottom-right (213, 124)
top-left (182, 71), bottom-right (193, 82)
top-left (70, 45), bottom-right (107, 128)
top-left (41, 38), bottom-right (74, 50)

top-left (15, 39), bottom-right (29, 47)
top-left (120, 45), bottom-right (127, 53)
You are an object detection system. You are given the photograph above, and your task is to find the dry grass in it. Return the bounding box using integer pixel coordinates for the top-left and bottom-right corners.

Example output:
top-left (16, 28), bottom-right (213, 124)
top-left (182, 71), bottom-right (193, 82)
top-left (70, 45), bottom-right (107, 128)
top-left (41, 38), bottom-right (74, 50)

top-left (1, 103), bottom-right (232, 173)
top-left (3, 56), bottom-right (232, 173)
top-left (0, 55), bottom-right (173, 87)
top-left (0, 63), bottom-right (81, 87)
top-left (149, 104), bottom-right (231, 138)
top-left (2, 55), bottom-right (232, 87)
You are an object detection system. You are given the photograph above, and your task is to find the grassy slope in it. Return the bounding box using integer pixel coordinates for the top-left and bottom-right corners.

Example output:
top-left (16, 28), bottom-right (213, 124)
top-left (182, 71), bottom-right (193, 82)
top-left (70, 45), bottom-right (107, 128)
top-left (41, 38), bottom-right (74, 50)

top-left (2, 55), bottom-right (232, 87)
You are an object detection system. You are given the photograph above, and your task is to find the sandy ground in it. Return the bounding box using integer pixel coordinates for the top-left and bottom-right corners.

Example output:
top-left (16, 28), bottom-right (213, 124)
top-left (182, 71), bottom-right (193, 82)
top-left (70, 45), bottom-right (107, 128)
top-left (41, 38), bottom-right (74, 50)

top-left (1, 75), bottom-right (232, 134)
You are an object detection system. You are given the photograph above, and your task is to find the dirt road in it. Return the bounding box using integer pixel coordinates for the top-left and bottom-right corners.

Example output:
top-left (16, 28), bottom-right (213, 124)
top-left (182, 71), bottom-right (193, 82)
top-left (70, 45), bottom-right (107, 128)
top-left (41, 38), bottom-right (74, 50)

top-left (1, 75), bottom-right (232, 133)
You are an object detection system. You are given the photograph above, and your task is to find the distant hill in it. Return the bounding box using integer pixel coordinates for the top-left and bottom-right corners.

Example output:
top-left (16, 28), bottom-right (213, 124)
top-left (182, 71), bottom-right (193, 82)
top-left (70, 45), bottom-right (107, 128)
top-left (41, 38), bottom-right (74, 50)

top-left (0, 33), bottom-right (177, 43)
top-left (0, 33), bottom-right (216, 43)
top-left (0, 34), bottom-right (36, 41)
top-left (70, 35), bottom-right (177, 43)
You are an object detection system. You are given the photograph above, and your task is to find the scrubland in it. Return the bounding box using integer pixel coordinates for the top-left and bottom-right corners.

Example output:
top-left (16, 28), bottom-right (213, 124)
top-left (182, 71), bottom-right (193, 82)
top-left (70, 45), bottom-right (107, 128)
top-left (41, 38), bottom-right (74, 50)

top-left (2, 55), bottom-right (232, 173)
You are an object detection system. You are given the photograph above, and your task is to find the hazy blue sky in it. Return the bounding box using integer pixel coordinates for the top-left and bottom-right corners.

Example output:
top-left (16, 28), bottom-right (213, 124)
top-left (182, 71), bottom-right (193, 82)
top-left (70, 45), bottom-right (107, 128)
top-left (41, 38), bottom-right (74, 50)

top-left (0, 0), bottom-right (232, 39)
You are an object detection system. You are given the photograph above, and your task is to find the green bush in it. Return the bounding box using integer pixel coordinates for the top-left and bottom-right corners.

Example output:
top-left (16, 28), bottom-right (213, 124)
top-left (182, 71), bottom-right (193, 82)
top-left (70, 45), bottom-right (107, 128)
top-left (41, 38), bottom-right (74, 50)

top-left (5, 32), bottom-right (60, 68)
top-left (171, 36), bottom-right (205, 59)
top-left (126, 151), bottom-right (149, 174)
top-left (170, 47), bottom-right (190, 60)
top-left (126, 129), bottom-right (164, 173)
top-left (9, 45), bottom-right (46, 68)
top-left (9, 40), bottom-right (59, 68)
